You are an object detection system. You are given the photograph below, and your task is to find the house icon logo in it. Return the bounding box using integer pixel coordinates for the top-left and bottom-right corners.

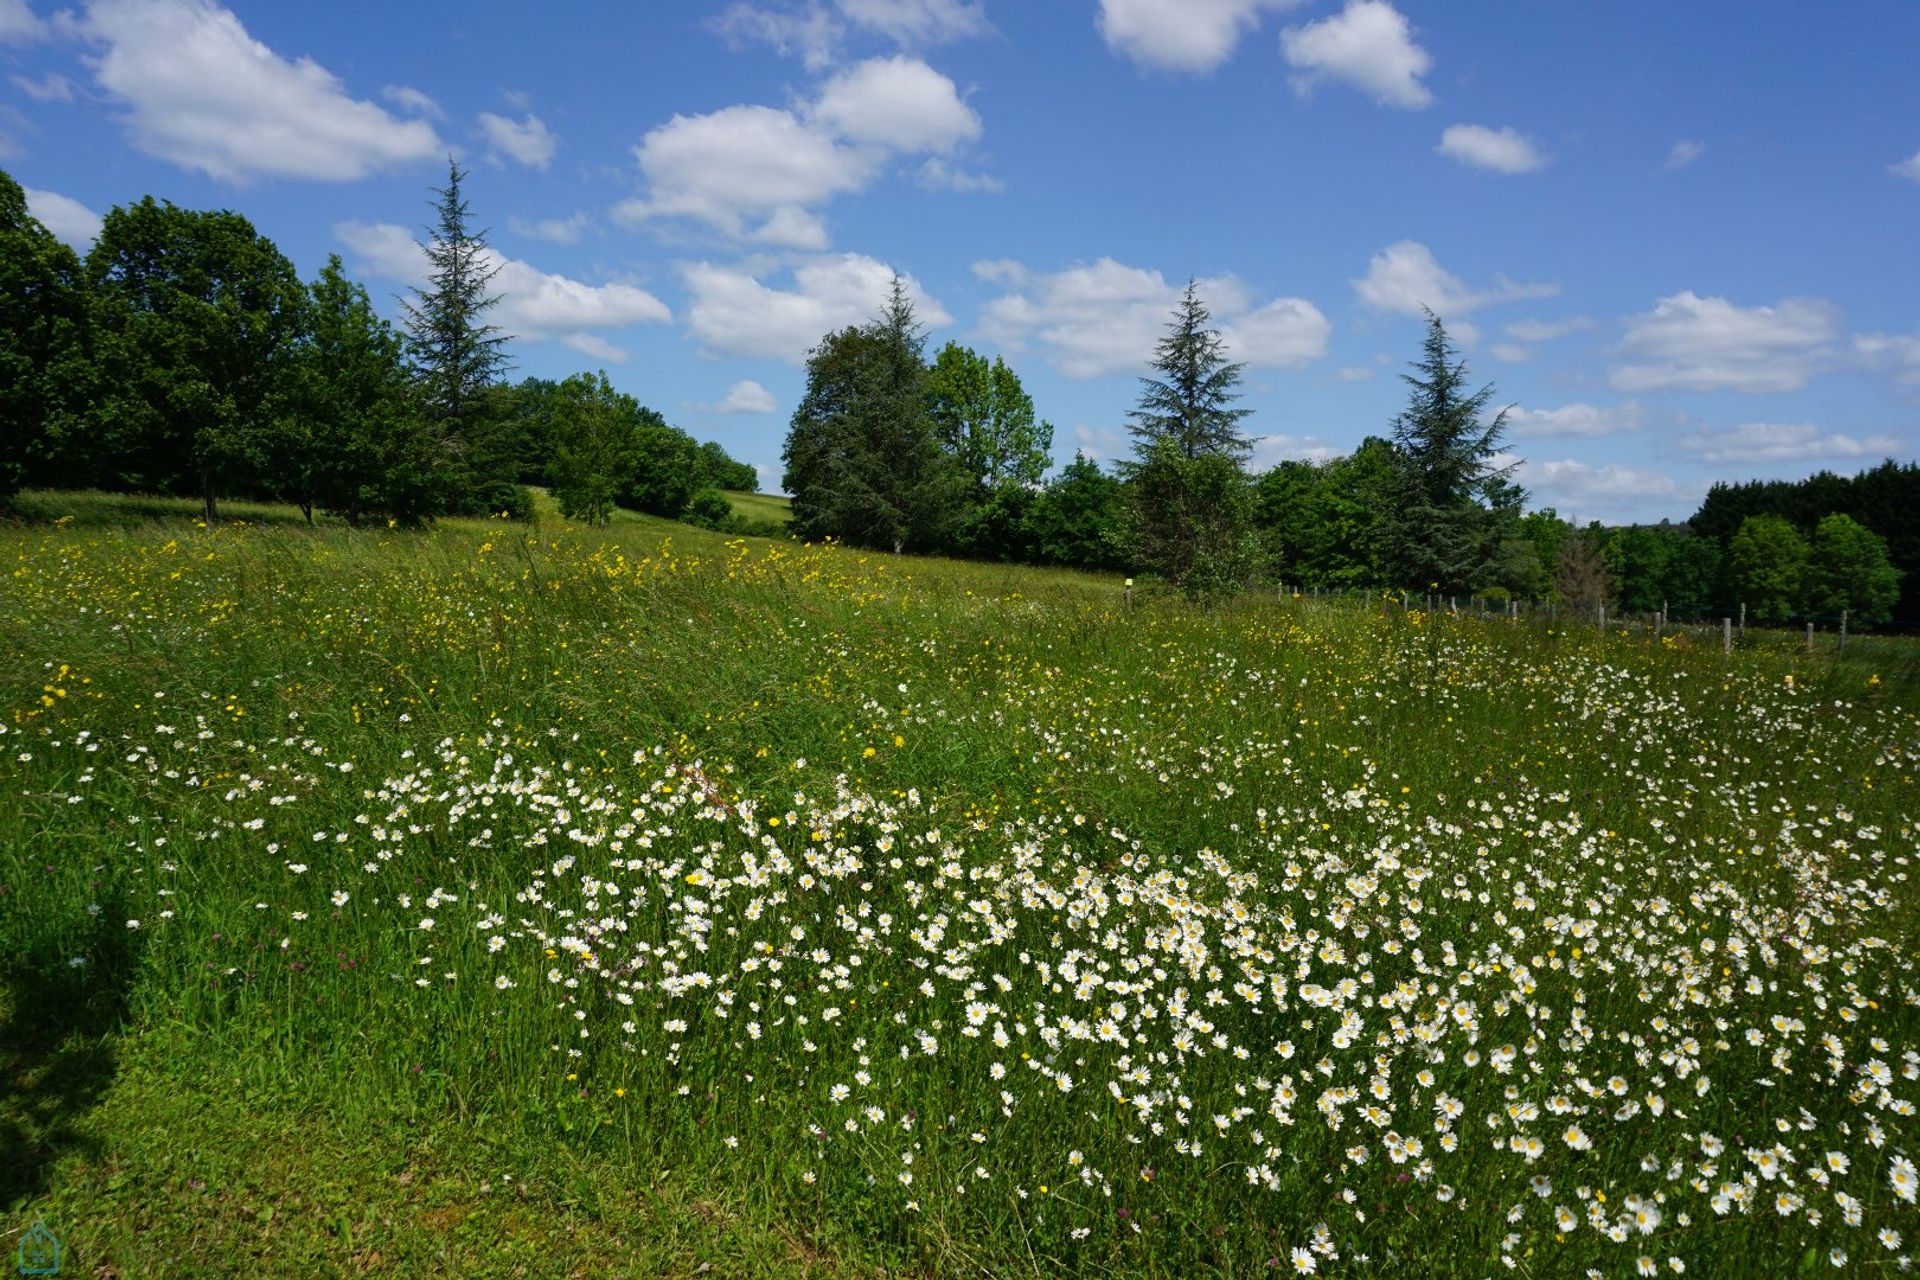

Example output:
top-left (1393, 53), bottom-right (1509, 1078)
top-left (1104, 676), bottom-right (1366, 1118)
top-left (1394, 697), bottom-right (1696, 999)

top-left (15, 1218), bottom-right (60, 1276)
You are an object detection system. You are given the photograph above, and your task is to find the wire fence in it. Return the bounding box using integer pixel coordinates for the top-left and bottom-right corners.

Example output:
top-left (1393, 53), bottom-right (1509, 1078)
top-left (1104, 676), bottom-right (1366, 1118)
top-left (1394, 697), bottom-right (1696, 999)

top-left (1261, 584), bottom-right (1920, 654)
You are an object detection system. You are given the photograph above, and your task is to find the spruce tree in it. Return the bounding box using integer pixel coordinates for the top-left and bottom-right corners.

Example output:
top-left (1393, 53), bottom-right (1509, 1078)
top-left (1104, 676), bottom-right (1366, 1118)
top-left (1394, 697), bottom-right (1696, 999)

top-left (1119, 282), bottom-right (1258, 598)
top-left (1382, 310), bottom-right (1518, 594)
top-left (400, 159), bottom-right (508, 518)
top-left (1127, 280), bottom-right (1251, 462)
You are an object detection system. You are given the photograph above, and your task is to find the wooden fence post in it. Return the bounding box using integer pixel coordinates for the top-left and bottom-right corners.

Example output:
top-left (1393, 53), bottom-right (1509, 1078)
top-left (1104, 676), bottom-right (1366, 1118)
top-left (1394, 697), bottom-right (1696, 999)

top-left (1723, 617), bottom-right (1732, 655)
top-left (1807, 621), bottom-right (1815, 652)
top-left (1840, 610), bottom-right (1848, 652)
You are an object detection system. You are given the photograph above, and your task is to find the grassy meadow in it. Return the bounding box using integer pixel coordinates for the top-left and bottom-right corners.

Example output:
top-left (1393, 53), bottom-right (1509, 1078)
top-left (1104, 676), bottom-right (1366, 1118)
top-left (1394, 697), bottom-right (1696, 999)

top-left (3, 493), bottom-right (1918, 1278)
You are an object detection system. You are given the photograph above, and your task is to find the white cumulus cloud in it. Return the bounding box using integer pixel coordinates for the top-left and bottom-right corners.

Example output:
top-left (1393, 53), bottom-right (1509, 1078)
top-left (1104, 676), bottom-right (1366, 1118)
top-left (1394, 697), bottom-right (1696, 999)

top-left (562, 333), bottom-right (629, 365)
top-left (1437, 124), bottom-right (1547, 174)
top-left (1855, 331), bottom-right (1920, 388)
top-left (1097, 0), bottom-right (1301, 74)
top-left (977, 257), bottom-right (1328, 379)
top-left (704, 379), bottom-right (781, 414)
top-left (1281, 0), bottom-right (1431, 109)
top-left (1675, 422), bottom-right (1902, 465)
top-left (334, 220), bottom-right (671, 350)
top-left (1505, 402), bottom-right (1644, 439)
top-left (1892, 148), bottom-right (1920, 182)
top-left (1352, 241), bottom-right (1557, 322)
top-left (617, 56), bottom-right (984, 248)
top-left (615, 103), bottom-right (879, 243)
top-left (24, 187), bottom-right (103, 248)
top-left (1610, 291), bottom-right (1838, 394)
top-left (381, 84), bottom-right (443, 120)
top-left (681, 253), bottom-right (949, 361)
top-left (810, 54), bottom-right (979, 152)
top-left (78, 0), bottom-right (442, 182)
top-left (479, 110), bottom-right (556, 170)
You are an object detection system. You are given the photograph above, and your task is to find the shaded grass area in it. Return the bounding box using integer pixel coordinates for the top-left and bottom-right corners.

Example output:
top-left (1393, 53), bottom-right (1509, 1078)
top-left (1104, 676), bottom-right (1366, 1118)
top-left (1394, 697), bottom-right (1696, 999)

top-left (5, 1024), bottom-right (876, 1279)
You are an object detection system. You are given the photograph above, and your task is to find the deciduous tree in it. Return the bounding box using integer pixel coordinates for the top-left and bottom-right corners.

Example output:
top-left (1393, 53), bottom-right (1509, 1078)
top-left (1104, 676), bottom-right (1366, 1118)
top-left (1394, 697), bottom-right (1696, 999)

top-left (0, 168), bottom-right (87, 507)
top-left (86, 196), bottom-right (306, 520)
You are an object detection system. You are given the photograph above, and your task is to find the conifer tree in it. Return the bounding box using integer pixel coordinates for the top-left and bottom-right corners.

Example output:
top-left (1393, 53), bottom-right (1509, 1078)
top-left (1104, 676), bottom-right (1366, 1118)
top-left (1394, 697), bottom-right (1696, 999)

top-left (400, 159), bottom-right (508, 517)
top-left (1381, 310), bottom-right (1518, 594)
top-left (1127, 280), bottom-right (1252, 462)
top-left (1120, 282), bottom-right (1258, 597)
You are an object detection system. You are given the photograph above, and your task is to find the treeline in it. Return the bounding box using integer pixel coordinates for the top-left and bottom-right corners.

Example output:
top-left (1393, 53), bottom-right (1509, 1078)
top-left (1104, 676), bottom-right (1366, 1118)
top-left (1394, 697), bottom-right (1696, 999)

top-left (0, 163), bottom-right (756, 528)
top-left (785, 283), bottom-right (1562, 602)
top-left (782, 282), bottom-right (1908, 621)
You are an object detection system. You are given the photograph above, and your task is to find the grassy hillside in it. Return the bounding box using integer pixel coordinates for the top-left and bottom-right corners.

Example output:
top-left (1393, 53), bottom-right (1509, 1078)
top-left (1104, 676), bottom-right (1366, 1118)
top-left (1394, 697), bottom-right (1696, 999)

top-left (3, 495), bottom-right (1917, 1277)
top-left (723, 489), bottom-right (792, 527)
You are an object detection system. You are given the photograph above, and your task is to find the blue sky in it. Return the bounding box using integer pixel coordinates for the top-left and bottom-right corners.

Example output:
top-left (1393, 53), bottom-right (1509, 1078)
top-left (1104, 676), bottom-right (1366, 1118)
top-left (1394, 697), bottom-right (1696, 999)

top-left (3, 0), bottom-right (1917, 522)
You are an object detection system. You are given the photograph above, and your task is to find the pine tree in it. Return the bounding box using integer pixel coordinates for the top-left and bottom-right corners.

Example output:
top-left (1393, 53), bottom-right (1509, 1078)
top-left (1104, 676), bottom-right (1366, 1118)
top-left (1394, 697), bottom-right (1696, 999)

top-left (400, 159), bottom-right (509, 518)
top-left (1127, 280), bottom-right (1251, 461)
top-left (1382, 310), bottom-right (1519, 594)
top-left (1120, 283), bottom-right (1258, 598)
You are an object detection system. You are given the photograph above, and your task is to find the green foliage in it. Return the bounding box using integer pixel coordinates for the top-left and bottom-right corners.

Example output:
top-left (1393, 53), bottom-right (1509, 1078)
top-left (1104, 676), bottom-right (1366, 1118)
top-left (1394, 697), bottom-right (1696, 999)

top-left (489, 376), bottom-right (565, 486)
top-left (548, 371), bottom-right (638, 526)
top-left (1121, 437), bottom-right (1261, 599)
top-left (1025, 453), bottom-right (1123, 571)
top-left (1252, 439), bottom-right (1399, 589)
top-left (1727, 515), bottom-right (1809, 622)
top-left (1119, 285), bottom-right (1257, 596)
top-left (1805, 512), bottom-right (1901, 624)
top-left (1126, 280), bottom-right (1251, 462)
top-left (620, 407), bottom-right (701, 519)
top-left (283, 255), bottom-right (413, 526)
top-left (696, 439), bottom-right (757, 492)
top-left (1694, 462), bottom-right (1920, 622)
top-left (84, 195), bottom-right (307, 520)
top-left (0, 168), bottom-right (88, 507)
top-left (1379, 312), bottom-right (1517, 594)
top-left (926, 342), bottom-right (1053, 491)
top-left (783, 279), bottom-right (961, 553)
top-left (683, 487), bottom-right (736, 530)
top-left (400, 160), bottom-right (511, 515)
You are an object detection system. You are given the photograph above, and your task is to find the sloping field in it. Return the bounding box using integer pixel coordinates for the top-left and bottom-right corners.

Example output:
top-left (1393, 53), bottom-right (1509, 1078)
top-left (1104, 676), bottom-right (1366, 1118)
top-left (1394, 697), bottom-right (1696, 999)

top-left (3, 503), bottom-right (1916, 1277)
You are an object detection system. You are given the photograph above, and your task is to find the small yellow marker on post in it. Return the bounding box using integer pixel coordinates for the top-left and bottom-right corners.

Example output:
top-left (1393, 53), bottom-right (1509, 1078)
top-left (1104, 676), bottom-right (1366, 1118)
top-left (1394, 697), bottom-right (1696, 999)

top-left (1124, 577), bottom-right (1134, 609)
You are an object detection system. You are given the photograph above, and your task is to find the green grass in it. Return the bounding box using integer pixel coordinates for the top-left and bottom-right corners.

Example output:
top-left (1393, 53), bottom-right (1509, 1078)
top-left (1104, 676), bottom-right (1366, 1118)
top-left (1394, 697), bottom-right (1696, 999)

top-left (722, 489), bottom-right (792, 526)
top-left (3, 492), bottom-right (1917, 1277)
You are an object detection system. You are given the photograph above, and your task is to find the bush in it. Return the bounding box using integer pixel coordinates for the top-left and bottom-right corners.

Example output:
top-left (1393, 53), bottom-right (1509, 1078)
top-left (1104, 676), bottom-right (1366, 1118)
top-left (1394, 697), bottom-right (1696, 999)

top-left (475, 480), bottom-right (536, 522)
top-left (683, 487), bottom-right (734, 530)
